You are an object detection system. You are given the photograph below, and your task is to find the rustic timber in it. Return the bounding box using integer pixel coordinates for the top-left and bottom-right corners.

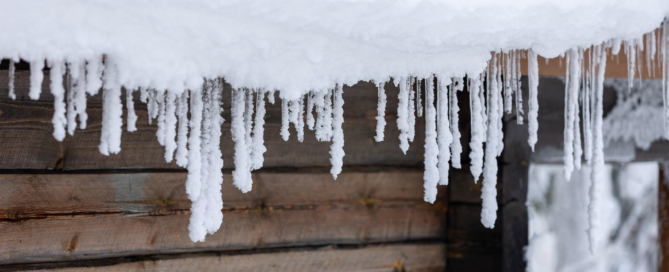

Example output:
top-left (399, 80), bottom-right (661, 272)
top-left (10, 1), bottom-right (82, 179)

top-left (0, 171), bottom-right (447, 265)
top-left (0, 72), bottom-right (425, 170)
top-left (6, 244), bottom-right (446, 272)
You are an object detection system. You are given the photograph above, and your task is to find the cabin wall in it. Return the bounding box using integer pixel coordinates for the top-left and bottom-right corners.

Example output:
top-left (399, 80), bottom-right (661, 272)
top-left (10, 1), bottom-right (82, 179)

top-left (0, 69), bottom-right (507, 271)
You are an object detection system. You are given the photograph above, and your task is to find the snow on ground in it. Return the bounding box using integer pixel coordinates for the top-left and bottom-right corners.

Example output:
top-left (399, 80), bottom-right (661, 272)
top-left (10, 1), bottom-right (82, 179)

top-left (1, 0), bottom-right (668, 241)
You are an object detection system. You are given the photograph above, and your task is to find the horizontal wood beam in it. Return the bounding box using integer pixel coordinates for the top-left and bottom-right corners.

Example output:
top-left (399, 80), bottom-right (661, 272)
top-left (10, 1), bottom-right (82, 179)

top-left (0, 171), bottom-right (448, 265)
top-left (6, 244), bottom-right (447, 272)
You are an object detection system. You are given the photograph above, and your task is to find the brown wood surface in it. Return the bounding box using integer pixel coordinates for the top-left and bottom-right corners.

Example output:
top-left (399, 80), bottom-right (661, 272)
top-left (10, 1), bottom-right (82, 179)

top-left (13, 244), bottom-right (446, 272)
top-left (0, 71), bottom-right (425, 170)
top-left (0, 171), bottom-right (447, 265)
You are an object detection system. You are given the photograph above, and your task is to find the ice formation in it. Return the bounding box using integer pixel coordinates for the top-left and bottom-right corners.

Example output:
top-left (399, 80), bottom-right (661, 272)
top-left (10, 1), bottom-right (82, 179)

top-left (1, 1), bottom-right (668, 242)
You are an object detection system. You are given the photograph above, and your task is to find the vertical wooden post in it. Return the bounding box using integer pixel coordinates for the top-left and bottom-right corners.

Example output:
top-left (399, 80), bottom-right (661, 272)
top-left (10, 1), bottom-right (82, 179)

top-left (660, 166), bottom-right (669, 272)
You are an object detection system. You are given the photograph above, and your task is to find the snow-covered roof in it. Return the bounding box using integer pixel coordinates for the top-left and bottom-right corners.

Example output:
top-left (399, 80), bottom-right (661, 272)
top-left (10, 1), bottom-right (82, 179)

top-left (1, 0), bottom-right (667, 99)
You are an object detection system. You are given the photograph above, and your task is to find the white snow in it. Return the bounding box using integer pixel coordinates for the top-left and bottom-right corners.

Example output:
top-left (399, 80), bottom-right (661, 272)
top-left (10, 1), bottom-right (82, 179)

top-left (397, 77), bottom-right (410, 154)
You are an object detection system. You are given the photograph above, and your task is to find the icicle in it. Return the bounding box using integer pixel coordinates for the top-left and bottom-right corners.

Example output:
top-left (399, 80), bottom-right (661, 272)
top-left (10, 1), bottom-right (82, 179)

top-left (480, 70), bottom-right (488, 139)
top-left (481, 54), bottom-right (500, 229)
top-left (297, 94), bottom-right (305, 142)
top-left (85, 58), bottom-right (103, 96)
top-left (156, 90), bottom-right (167, 146)
top-left (437, 76), bottom-right (453, 186)
top-left (322, 88), bottom-right (334, 140)
top-left (496, 56), bottom-right (504, 157)
top-left (268, 90), bottom-right (276, 104)
top-left (147, 89), bottom-right (159, 124)
top-left (468, 75), bottom-right (484, 181)
top-left (189, 79), bottom-right (224, 242)
top-left (397, 77), bottom-right (410, 153)
top-left (583, 48), bottom-right (593, 165)
top-left (66, 64), bottom-right (77, 135)
top-left (8, 60), bottom-right (15, 100)
top-left (164, 92), bottom-right (178, 163)
top-left (504, 53), bottom-right (513, 113)
top-left (659, 19), bottom-right (669, 139)
top-left (126, 88), bottom-right (138, 132)
top-left (74, 61), bottom-right (88, 130)
top-left (232, 87), bottom-right (253, 193)
top-left (176, 90), bottom-right (190, 167)
top-left (288, 97), bottom-right (299, 139)
top-left (588, 44), bottom-right (607, 254)
top-left (330, 84), bottom-right (345, 179)
top-left (98, 58), bottom-right (122, 155)
top-left (250, 90), bottom-right (267, 170)
top-left (423, 75), bottom-right (439, 203)
top-left (29, 60), bottom-right (44, 100)
top-left (626, 40), bottom-right (636, 92)
top-left (140, 88), bottom-right (149, 104)
top-left (185, 87), bottom-right (203, 202)
top-left (572, 50), bottom-right (584, 170)
top-left (315, 90), bottom-right (327, 141)
top-left (281, 97), bottom-right (290, 141)
top-left (416, 78), bottom-right (423, 117)
top-left (244, 89), bottom-right (255, 152)
top-left (563, 49), bottom-right (580, 180)
top-left (202, 79), bottom-right (224, 236)
top-left (515, 51), bottom-right (524, 125)
top-left (408, 77), bottom-right (416, 142)
top-left (450, 77), bottom-right (463, 169)
top-left (528, 49), bottom-right (539, 151)
top-left (375, 81), bottom-right (387, 142)
top-left (306, 91), bottom-right (316, 130)
top-left (49, 60), bottom-right (67, 141)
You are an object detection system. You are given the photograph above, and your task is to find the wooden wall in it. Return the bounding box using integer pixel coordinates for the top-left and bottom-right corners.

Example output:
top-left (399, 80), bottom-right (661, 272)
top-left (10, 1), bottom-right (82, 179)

top-left (0, 69), bottom-right (507, 271)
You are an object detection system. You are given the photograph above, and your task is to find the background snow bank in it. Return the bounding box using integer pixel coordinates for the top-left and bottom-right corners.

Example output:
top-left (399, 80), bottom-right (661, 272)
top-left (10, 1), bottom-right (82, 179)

top-left (527, 163), bottom-right (658, 272)
top-left (0, 0), bottom-right (667, 99)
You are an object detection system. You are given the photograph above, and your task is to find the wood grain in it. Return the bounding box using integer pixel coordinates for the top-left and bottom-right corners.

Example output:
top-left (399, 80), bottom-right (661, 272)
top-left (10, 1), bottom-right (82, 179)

top-left (17, 244), bottom-right (446, 272)
top-left (0, 171), bottom-right (448, 265)
top-left (0, 72), bottom-right (425, 170)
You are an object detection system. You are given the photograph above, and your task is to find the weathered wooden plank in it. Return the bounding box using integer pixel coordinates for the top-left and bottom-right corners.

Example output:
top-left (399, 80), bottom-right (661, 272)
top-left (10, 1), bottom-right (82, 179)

top-left (447, 204), bottom-right (502, 272)
top-left (0, 204), bottom-right (445, 265)
top-left (0, 171), bottom-right (443, 215)
top-left (0, 171), bottom-right (447, 265)
top-left (0, 72), bottom-right (425, 170)
top-left (11, 244), bottom-right (446, 272)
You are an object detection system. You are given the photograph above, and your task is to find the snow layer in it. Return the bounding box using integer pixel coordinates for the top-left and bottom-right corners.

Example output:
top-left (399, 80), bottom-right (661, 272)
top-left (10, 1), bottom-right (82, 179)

top-left (1, 0), bottom-right (667, 100)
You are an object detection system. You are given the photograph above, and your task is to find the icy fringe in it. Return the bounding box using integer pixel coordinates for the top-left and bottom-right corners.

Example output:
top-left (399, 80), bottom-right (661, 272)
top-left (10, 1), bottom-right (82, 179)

top-left (17, 23), bottom-right (668, 242)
